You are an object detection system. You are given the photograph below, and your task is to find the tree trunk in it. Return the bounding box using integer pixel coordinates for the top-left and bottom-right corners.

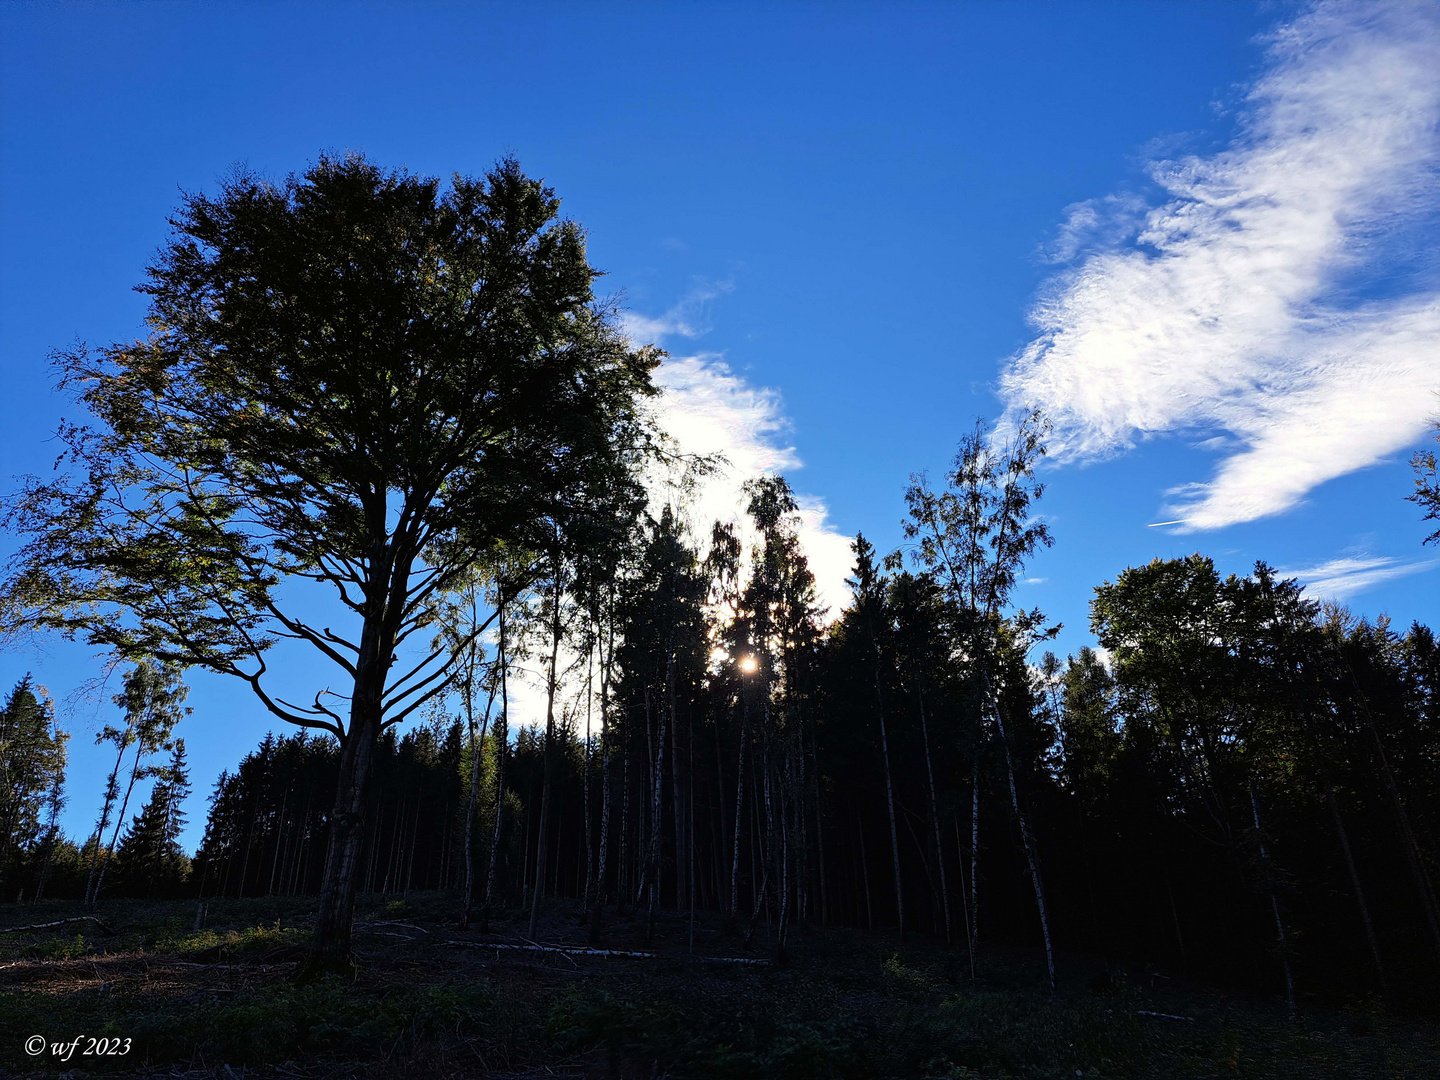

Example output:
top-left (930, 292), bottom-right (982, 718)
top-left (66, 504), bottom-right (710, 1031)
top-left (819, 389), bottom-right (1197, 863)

top-left (970, 758), bottom-right (980, 968)
top-left (482, 610), bottom-right (509, 930)
top-left (300, 605), bottom-right (391, 977)
top-left (1249, 777), bottom-right (1296, 1017)
top-left (955, 816), bottom-right (975, 981)
top-left (917, 690), bottom-right (952, 945)
top-left (83, 739), bottom-right (129, 908)
top-left (1325, 786), bottom-right (1387, 994)
top-left (303, 708), bottom-right (380, 974)
top-left (647, 671), bottom-right (670, 942)
top-left (858, 807), bottom-right (873, 929)
top-left (528, 571), bottom-right (564, 941)
top-left (582, 647), bottom-right (595, 917)
top-left (91, 736), bottom-right (149, 906)
top-left (672, 685), bottom-right (685, 913)
top-left (986, 675), bottom-right (1055, 993)
top-left (874, 665), bottom-right (905, 941)
top-left (1368, 721), bottom-right (1440, 958)
top-left (729, 684), bottom-right (750, 920)
top-left (461, 673), bottom-right (495, 926)
top-left (809, 718), bottom-right (828, 926)
top-left (590, 599), bottom-right (615, 941)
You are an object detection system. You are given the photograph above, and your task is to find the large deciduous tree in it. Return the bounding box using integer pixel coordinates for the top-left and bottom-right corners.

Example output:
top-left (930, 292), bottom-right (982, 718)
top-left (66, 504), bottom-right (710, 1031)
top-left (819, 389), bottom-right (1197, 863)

top-left (1, 154), bottom-right (656, 971)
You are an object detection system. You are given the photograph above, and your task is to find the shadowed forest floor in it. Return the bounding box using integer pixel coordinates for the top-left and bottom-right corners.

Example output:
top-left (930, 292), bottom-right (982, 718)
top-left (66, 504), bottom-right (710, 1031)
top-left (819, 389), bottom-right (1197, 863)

top-left (0, 892), bottom-right (1435, 1079)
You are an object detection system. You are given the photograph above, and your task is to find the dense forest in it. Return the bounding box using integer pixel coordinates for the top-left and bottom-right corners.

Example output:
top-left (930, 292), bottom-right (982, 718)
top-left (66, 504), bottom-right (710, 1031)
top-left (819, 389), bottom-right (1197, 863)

top-left (5, 452), bottom-right (1439, 1012)
top-left (2, 155), bottom-right (1438, 1018)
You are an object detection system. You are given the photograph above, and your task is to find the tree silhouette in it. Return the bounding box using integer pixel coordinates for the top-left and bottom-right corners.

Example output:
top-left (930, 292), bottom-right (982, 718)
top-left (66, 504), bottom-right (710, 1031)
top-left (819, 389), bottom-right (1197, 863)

top-left (2, 154), bottom-right (656, 972)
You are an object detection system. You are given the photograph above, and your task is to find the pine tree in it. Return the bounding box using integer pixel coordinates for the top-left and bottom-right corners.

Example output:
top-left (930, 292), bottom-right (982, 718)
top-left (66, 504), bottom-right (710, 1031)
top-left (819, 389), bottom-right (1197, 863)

top-left (115, 739), bottom-right (191, 897)
top-left (0, 676), bottom-right (67, 893)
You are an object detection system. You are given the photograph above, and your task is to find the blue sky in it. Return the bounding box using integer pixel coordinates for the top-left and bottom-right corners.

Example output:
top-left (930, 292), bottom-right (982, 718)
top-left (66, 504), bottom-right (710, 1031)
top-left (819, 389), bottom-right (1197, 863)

top-left (2, 1), bottom-right (1437, 852)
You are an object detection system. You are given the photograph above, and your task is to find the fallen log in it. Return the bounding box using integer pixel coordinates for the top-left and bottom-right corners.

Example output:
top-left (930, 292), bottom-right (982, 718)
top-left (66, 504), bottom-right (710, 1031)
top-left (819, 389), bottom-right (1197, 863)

top-left (0, 916), bottom-right (116, 936)
top-left (445, 939), bottom-right (769, 964)
top-left (1136, 1010), bottom-right (1195, 1021)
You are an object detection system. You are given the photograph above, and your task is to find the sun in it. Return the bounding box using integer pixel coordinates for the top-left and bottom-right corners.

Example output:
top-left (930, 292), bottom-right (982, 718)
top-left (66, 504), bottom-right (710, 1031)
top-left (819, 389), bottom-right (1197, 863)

top-left (738, 655), bottom-right (759, 673)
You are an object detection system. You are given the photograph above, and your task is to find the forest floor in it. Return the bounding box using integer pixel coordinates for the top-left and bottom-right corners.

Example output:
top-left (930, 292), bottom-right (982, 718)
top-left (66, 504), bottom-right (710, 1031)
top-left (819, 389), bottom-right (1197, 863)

top-left (0, 892), bottom-right (1435, 1079)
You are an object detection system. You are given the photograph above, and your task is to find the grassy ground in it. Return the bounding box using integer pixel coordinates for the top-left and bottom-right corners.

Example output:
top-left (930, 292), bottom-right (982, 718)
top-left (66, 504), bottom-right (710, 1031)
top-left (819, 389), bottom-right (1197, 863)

top-left (0, 892), bottom-right (1434, 1079)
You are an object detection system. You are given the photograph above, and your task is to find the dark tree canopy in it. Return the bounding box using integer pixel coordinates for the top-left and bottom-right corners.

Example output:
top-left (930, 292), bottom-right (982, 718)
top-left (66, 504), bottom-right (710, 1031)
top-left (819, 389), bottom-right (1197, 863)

top-left (1, 152), bottom-right (658, 970)
top-left (3, 153), bottom-right (657, 737)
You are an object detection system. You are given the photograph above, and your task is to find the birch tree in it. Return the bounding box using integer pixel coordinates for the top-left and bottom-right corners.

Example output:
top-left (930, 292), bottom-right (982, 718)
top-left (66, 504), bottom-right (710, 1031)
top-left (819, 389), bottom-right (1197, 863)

top-left (903, 410), bottom-right (1058, 989)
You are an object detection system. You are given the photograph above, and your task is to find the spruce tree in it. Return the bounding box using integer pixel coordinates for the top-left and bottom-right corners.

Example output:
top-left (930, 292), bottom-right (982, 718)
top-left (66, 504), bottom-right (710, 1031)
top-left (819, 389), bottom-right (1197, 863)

top-left (115, 739), bottom-right (191, 896)
top-left (0, 676), bottom-right (67, 892)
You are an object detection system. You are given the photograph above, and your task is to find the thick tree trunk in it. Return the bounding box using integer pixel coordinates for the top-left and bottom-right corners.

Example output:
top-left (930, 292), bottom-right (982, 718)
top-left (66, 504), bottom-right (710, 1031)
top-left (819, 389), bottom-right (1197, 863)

top-left (301, 601), bottom-right (393, 977)
top-left (303, 707), bottom-right (380, 975)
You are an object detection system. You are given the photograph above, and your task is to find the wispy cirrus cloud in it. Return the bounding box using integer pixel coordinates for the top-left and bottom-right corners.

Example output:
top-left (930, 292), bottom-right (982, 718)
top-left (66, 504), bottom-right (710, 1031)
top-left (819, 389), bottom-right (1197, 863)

top-left (619, 279), bottom-right (733, 344)
top-left (1286, 553), bottom-right (1439, 601)
top-left (1001, 0), bottom-right (1440, 531)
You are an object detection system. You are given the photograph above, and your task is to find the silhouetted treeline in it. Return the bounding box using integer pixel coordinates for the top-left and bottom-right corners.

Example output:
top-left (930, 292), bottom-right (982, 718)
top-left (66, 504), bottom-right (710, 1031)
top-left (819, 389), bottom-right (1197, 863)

top-left (5, 465), bottom-right (1438, 1012)
top-left (169, 541), bottom-right (1440, 1010)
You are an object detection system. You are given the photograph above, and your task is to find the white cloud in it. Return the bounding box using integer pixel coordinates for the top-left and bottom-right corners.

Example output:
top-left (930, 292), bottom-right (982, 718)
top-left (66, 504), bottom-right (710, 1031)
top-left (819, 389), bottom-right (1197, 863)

top-left (1000, 0), bottom-right (1440, 531)
top-left (651, 354), bottom-right (854, 619)
top-left (619, 280), bottom-right (733, 343)
top-left (500, 291), bottom-right (856, 732)
top-left (625, 284), bottom-right (854, 618)
top-left (1286, 553), bottom-right (1439, 600)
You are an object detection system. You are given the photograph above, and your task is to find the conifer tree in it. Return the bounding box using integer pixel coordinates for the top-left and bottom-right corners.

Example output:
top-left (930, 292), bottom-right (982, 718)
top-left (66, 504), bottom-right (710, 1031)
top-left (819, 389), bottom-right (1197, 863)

top-left (115, 739), bottom-right (191, 896)
top-left (0, 676), bottom-right (67, 891)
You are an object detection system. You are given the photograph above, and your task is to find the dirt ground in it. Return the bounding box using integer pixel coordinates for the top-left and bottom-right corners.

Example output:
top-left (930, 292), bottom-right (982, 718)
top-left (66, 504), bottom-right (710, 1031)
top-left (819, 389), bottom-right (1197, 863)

top-left (1, 893), bottom-right (1436, 1079)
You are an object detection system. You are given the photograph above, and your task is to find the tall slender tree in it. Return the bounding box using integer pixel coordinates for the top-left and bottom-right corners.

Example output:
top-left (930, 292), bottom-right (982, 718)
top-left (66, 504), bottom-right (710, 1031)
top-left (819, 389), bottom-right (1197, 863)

top-left (904, 411), bottom-right (1058, 988)
top-left (87, 660), bottom-right (188, 906)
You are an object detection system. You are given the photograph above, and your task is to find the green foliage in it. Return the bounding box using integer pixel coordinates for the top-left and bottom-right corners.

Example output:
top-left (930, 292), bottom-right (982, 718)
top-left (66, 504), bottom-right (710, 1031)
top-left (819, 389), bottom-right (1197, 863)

top-left (113, 738), bottom-right (192, 897)
top-left (162, 920), bottom-right (305, 957)
top-left (21, 931), bottom-right (89, 960)
top-left (0, 675), bottom-right (67, 883)
top-left (548, 986), bottom-right (870, 1080)
top-left (1410, 423), bottom-right (1440, 546)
